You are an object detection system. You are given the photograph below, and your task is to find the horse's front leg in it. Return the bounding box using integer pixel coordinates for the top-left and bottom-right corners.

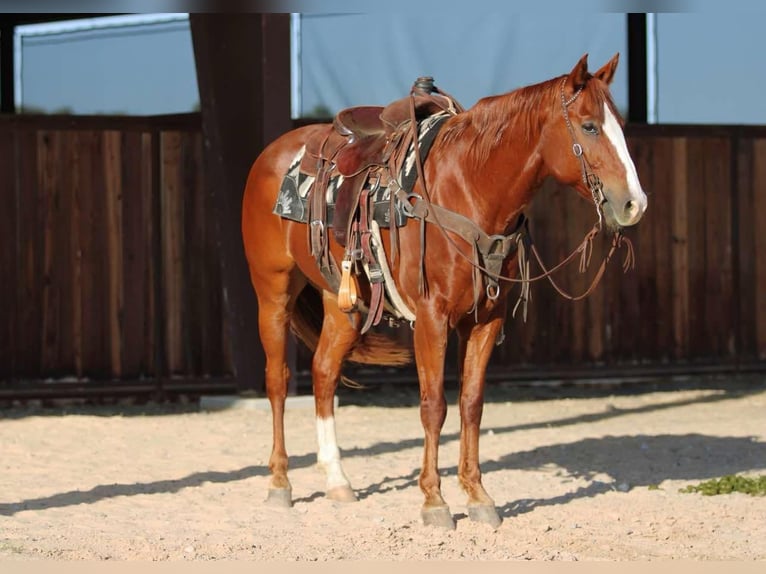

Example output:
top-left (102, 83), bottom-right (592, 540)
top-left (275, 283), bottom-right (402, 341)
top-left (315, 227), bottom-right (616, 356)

top-left (413, 303), bottom-right (453, 529)
top-left (456, 310), bottom-right (506, 529)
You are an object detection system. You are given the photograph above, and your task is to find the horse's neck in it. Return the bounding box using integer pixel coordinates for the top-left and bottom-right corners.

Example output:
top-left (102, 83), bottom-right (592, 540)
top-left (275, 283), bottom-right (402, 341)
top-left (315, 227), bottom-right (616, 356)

top-left (432, 90), bottom-right (553, 233)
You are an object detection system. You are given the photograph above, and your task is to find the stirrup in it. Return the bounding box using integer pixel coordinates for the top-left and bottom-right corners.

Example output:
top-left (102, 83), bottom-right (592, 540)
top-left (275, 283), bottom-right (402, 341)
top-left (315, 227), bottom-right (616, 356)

top-left (337, 258), bottom-right (359, 312)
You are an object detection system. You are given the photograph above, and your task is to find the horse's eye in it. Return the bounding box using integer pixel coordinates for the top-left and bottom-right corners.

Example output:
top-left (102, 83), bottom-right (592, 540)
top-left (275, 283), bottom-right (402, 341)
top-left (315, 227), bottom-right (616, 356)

top-left (582, 122), bottom-right (599, 135)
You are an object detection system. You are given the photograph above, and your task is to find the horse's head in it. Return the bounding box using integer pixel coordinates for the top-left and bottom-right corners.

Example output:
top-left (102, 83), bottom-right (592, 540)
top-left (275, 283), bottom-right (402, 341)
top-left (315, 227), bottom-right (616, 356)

top-left (540, 53), bottom-right (647, 231)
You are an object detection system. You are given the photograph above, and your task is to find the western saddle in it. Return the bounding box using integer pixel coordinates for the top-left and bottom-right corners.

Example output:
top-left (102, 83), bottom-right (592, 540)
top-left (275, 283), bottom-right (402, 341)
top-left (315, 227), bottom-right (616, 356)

top-left (300, 77), bottom-right (463, 332)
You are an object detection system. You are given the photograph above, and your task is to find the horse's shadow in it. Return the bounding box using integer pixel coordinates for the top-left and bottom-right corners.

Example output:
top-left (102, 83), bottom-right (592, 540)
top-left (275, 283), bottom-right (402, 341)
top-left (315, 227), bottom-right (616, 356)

top-left (489, 432), bottom-right (766, 518)
top-left (327, 385), bottom-right (766, 513)
top-left (350, 433), bottom-right (766, 517)
top-left (2, 386), bottom-right (764, 517)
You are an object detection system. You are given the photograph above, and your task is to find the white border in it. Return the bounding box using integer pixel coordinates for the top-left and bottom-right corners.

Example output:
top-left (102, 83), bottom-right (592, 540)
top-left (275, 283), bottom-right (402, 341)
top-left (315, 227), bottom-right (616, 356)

top-left (646, 12), bottom-right (658, 124)
top-left (290, 13), bottom-right (302, 119)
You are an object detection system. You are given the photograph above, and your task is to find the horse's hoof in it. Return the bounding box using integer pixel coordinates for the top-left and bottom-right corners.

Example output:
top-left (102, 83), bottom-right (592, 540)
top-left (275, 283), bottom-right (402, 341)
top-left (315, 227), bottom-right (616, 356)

top-left (265, 488), bottom-right (293, 508)
top-left (421, 506), bottom-right (456, 530)
top-left (468, 504), bottom-right (502, 529)
top-left (326, 485), bottom-right (358, 503)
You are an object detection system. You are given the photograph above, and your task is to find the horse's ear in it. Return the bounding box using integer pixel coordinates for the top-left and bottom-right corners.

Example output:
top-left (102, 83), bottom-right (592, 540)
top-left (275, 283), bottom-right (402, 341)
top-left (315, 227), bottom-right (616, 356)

top-left (567, 53), bottom-right (590, 92)
top-left (594, 53), bottom-right (620, 86)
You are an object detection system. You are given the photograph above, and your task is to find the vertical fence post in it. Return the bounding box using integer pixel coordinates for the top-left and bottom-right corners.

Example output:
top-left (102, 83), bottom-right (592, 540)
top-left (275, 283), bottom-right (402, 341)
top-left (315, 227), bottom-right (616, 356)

top-left (190, 14), bottom-right (292, 393)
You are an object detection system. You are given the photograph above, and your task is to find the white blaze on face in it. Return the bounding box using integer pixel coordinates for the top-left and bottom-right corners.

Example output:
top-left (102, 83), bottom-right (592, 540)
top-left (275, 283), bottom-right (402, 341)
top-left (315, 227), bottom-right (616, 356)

top-left (602, 102), bottom-right (648, 223)
top-left (316, 417), bottom-right (352, 490)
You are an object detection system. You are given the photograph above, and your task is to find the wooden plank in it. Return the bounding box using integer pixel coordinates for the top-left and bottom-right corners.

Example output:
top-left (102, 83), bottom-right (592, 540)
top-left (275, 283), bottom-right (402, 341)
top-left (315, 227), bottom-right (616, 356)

top-left (181, 131), bottom-right (203, 375)
top-left (0, 127), bottom-right (17, 378)
top-left (15, 129), bottom-right (44, 378)
top-left (104, 130), bottom-right (124, 378)
top-left (190, 131), bottom-right (226, 375)
top-left (160, 130), bottom-right (185, 375)
top-left (120, 131), bottom-right (149, 377)
top-left (684, 137), bottom-right (734, 361)
top-left (685, 138), bottom-right (710, 360)
top-left (671, 137), bottom-right (690, 360)
top-left (77, 130), bottom-right (110, 377)
top-left (39, 130), bottom-right (61, 374)
top-left (619, 135), bottom-right (653, 361)
top-left (753, 140), bottom-right (766, 359)
top-left (704, 138), bottom-right (735, 360)
top-left (145, 132), bottom-right (160, 377)
top-left (644, 136), bottom-right (673, 361)
top-left (39, 129), bottom-right (92, 377)
top-left (734, 136), bottom-right (755, 361)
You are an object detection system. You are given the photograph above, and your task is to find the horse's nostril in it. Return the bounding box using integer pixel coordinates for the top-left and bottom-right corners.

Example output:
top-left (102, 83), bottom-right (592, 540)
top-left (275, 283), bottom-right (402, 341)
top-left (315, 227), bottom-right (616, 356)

top-left (625, 200), bottom-right (637, 216)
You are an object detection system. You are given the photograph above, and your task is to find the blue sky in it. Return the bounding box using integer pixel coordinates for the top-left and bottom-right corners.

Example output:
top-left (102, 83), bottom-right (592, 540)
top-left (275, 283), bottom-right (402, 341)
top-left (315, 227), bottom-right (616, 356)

top-left (14, 12), bottom-right (766, 124)
top-left (16, 14), bottom-right (198, 115)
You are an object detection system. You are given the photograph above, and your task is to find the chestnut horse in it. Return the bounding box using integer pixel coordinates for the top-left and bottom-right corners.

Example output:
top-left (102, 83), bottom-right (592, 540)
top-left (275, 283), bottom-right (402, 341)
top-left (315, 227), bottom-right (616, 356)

top-left (241, 53), bottom-right (647, 530)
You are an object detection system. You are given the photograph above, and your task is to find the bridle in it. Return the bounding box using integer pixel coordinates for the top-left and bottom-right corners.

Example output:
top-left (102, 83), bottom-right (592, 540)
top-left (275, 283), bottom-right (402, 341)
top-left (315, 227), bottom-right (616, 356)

top-left (559, 77), bottom-right (607, 231)
top-left (399, 76), bottom-right (635, 321)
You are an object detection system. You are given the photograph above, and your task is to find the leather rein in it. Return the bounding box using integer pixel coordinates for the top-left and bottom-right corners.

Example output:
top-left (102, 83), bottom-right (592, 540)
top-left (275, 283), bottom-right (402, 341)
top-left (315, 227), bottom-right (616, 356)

top-left (398, 78), bottom-right (636, 320)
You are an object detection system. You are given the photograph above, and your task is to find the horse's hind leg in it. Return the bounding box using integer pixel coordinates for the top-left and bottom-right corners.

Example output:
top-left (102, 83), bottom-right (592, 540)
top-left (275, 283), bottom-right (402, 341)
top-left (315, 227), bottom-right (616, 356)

top-left (312, 291), bottom-right (361, 502)
top-left (251, 266), bottom-right (305, 508)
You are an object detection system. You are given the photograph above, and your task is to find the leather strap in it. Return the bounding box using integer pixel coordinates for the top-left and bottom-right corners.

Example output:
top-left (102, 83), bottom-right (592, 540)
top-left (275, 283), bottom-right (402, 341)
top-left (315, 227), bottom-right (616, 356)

top-left (307, 135), bottom-right (342, 292)
top-left (358, 180), bottom-right (386, 333)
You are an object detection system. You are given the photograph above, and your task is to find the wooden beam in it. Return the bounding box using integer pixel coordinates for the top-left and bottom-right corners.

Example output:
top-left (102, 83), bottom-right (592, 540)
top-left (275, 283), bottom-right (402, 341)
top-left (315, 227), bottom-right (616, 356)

top-left (627, 13), bottom-right (648, 124)
top-left (189, 14), bottom-right (291, 393)
top-left (1, 20), bottom-right (15, 113)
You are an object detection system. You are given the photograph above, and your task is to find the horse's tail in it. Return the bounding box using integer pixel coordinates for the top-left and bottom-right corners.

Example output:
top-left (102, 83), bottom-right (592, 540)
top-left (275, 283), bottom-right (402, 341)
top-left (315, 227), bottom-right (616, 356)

top-left (290, 285), bottom-right (412, 367)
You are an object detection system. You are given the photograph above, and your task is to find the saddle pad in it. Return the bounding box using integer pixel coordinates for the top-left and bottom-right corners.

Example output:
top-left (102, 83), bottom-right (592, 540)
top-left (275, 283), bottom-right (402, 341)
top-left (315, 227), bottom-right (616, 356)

top-left (273, 111), bottom-right (450, 227)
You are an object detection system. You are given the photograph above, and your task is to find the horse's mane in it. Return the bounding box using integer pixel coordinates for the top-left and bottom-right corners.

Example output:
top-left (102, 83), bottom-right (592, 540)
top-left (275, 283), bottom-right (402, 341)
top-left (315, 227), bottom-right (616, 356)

top-left (440, 73), bottom-right (619, 167)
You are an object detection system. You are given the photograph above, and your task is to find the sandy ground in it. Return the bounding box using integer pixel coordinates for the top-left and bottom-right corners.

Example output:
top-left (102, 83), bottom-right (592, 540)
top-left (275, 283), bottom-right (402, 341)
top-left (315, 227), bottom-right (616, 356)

top-left (1, 375), bottom-right (765, 562)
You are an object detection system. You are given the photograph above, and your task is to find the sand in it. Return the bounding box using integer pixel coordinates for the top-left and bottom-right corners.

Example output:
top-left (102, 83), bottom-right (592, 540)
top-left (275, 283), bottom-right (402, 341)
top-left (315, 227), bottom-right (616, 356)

top-left (1, 376), bottom-right (765, 561)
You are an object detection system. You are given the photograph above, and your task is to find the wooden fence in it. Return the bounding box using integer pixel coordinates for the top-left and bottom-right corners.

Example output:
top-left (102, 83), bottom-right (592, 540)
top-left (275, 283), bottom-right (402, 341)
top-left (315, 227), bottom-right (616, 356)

top-left (486, 124), bottom-right (766, 378)
top-left (1, 115), bottom-right (765, 397)
top-left (0, 114), bottom-right (231, 396)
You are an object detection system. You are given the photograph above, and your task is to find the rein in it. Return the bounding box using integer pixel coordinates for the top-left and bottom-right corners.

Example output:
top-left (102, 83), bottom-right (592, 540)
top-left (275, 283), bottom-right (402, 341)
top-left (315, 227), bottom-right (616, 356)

top-left (401, 78), bottom-right (636, 319)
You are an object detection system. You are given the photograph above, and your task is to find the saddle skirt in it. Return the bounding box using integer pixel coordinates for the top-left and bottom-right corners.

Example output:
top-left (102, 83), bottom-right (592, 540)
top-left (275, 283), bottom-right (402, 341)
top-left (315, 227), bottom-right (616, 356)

top-left (273, 110), bottom-right (450, 230)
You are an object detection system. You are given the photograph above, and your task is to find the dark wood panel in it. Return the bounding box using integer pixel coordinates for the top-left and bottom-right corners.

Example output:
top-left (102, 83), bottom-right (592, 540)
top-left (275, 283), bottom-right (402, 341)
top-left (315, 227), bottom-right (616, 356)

top-left (670, 138), bottom-right (690, 361)
top-left (181, 131), bottom-right (224, 375)
top-left (753, 140), bottom-right (766, 359)
top-left (39, 130), bottom-right (77, 376)
top-left (160, 131), bottom-right (186, 375)
top-left (685, 139), bottom-right (712, 360)
top-left (735, 137), bottom-right (755, 361)
top-left (637, 136), bottom-right (674, 362)
top-left (700, 138), bottom-right (735, 360)
top-left (0, 129), bottom-right (16, 377)
top-left (104, 130), bottom-right (124, 378)
top-left (77, 130), bottom-right (111, 377)
top-left (119, 131), bottom-right (150, 377)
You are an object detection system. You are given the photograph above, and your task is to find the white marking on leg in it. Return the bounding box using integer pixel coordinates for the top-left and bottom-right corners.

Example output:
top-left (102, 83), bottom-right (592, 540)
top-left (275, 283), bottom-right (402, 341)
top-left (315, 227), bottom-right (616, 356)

top-left (602, 102), bottom-right (647, 223)
top-left (316, 416), bottom-right (352, 490)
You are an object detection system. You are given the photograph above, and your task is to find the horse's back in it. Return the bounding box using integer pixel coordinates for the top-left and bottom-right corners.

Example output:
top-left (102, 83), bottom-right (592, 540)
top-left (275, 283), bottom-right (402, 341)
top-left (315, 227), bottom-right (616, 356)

top-left (244, 123), bottom-right (328, 211)
top-left (242, 122), bottom-right (333, 287)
